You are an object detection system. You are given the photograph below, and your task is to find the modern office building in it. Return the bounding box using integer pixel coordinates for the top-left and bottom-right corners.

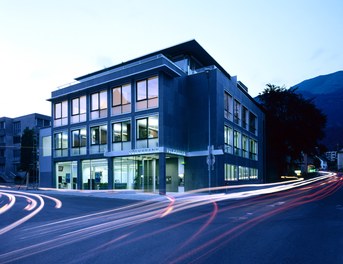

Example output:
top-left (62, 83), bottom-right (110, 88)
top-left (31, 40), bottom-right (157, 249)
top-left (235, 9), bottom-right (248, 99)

top-left (48, 40), bottom-right (265, 193)
top-left (0, 113), bottom-right (51, 182)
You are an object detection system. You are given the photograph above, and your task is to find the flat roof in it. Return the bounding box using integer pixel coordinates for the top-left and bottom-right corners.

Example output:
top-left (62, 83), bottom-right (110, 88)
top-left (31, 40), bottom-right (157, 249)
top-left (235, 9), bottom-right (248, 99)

top-left (76, 39), bottom-right (231, 81)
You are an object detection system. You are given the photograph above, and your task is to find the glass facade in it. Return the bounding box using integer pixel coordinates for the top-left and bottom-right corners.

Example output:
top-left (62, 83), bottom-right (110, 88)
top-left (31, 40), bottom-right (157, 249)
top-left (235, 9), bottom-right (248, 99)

top-left (56, 161), bottom-right (78, 189)
top-left (82, 159), bottom-right (108, 190)
top-left (225, 163), bottom-right (258, 182)
top-left (49, 43), bottom-right (265, 192)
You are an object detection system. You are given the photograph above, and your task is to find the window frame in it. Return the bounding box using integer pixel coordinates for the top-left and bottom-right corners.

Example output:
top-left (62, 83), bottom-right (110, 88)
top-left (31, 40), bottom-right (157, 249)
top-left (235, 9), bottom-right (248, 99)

top-left (54, 100), bottom-right (68, 126)
top-left (91, 90), bottom-right (108, 120)
top-left (90, 125), bottom-right (107, 146)
top-left (112, 83), bottom-right (131, 115)
top-left (136, 76), bottom-right (159, 111)
top-left (71, 96), bottom-right (86, 123)
top-left (112, 121), bottom-right (131, 143)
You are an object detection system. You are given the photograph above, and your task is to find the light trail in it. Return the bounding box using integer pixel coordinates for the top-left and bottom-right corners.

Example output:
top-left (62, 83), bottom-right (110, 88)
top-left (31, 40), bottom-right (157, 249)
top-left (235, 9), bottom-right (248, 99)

top-left (0, 192), bottom-right (15, 214)
top-left (0, 173), bottom-right (340, 263)
top-left (0, 189), bottom-right (62, 235)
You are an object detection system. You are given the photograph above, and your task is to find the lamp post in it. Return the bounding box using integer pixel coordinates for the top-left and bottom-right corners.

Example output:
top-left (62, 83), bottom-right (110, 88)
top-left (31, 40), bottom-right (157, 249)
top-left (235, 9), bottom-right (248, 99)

top-left (206, 70), bottom-right (214, 194)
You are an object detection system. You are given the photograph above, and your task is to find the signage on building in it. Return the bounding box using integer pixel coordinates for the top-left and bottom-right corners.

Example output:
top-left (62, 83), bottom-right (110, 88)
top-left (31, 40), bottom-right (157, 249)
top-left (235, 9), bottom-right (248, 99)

top-left (128, 148), bottom-right (160, 155)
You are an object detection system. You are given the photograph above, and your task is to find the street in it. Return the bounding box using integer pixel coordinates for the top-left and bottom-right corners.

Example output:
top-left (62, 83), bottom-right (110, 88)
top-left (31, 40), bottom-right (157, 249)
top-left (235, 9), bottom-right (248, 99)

top-left (1, 174), bottom-right (343, 264)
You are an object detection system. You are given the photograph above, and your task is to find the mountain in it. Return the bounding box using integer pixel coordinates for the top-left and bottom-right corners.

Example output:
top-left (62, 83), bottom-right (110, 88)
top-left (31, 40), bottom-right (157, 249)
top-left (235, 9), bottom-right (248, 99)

top-left (292, 71), bottom-right (343, 150)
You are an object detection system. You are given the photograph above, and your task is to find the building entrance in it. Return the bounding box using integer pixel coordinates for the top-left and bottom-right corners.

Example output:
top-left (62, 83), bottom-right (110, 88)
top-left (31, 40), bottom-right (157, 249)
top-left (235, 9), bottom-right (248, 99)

top-left (113, 155), bottom-right (159, 192)
top-left (113, 155), bottom-right (185, 192)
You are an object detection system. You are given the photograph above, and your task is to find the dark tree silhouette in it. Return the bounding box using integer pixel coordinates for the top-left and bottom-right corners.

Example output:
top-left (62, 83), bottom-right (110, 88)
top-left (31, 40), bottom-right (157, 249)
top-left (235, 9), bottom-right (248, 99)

top-left (258, 84), bottom-right (326, 181)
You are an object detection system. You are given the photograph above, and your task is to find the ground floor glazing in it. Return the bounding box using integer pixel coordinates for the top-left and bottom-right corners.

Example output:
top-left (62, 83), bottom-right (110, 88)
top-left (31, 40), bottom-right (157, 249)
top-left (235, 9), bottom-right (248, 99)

top-left (55, 154), bottom-right (185, 192)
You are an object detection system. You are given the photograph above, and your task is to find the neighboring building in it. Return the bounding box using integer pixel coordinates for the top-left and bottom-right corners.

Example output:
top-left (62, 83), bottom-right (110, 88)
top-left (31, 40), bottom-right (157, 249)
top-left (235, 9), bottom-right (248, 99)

top-left (338, 149), bottom-right (343, 171)
top-left (48, 40), bottom-right (265, 193)
top-left (325, 151), bottom-right (337, 162)
top-left (0, 113), bottom-right (51, 182)
top-left (39, 127), bottom-right (52, 187)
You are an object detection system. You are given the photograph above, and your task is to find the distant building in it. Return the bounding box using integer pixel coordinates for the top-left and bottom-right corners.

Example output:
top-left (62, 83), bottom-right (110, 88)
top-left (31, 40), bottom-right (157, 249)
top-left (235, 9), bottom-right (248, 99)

top-left (0, 113), bottom-right (51, 182)
top-left (39, 127), bottom-right (52, 187)
top-left (325, 151), bottom-right (337, 162)
top-left (47, 40), bottom-right (265, 193)
top-left (338, 149), bottom-right (343, 171)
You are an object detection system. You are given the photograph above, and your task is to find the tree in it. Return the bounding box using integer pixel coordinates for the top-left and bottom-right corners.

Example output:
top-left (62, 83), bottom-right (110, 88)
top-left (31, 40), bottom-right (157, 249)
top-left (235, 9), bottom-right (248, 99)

top-left (20, 127), bottom-right (37, 184)
top-left (258, 84), bottom-right (326, 181)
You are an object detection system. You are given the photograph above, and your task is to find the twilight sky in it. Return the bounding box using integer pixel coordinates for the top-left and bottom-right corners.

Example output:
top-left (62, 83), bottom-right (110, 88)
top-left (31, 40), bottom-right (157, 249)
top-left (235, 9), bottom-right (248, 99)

top-left (1, 0), bottom-right (342, 117)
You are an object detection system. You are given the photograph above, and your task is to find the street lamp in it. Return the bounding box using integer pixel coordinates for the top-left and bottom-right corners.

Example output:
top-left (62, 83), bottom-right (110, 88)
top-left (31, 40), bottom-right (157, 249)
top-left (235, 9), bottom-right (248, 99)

top-left (206, 70), bottom-right (215, 194)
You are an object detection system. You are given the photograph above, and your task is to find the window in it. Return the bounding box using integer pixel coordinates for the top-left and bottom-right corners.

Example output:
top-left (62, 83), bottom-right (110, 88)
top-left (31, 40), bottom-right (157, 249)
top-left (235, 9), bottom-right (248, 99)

top-left (250, 168), bottom-right (258, 179)
top-left (242, 107), bottom-right (248, 130)
top-left (242, 134), bottom-right (249, 158)
top-left (42, 136), bottom-right (52, 157)
top-left (225, 164), bottom-right (237, 181)
top-left (239, 166), bottom-right (250, 180)
top-left (91, 91), bottom-right (107, 120)
top-left (13, 121), bottom-right (21, 134)
top-left (234, 100), bottom-right (241, 125)
top-left (112, 121), bottom-right (131, 151)
top-left (234, 130), bottom-right (241, 156)
top-left (54, 131), bottom-right (68, 157)
top-left (0, 121), bottom-right (5, 129)
top-left (136, 116), bottom-right (159, 148)
top-left (136, 76), bottom-right (158, 111)
top-left (224, 92), bottom-right (233, 120)
top-left (249, 112), bottom-right (257, 135)
top-left (54, 101), bottom-right (68, 126)
top-left (90, 125), bottom-right (107, 154)
top-left (224, 125), bottom-right (233, 154)
top-left (112, 84), bottom-right (131, 115)
top-left (249, 139), bottom-right (258, 160)
top-left (71, 96), bottom-right (86, 123)
top-left (71, 128), bottom-right (87, 155)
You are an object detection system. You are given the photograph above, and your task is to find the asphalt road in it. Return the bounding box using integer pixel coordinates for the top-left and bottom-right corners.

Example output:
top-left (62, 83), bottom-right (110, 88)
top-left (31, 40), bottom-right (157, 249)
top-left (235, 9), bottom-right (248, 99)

top-left (1, 175), bottom-right (343, 264)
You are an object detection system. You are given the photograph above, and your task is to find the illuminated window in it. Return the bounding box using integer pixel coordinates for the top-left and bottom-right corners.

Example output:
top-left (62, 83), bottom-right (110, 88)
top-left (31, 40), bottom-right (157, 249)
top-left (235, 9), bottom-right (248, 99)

top-left (112, 121), bottom-right (131, 151)
top-left (250, 168), bottom-right (258, 179)
top-left (242, 134), bottom-right (249, 158)
top-left (112, 84), bottom-right (131, 115)
top-left (136, 76), bottom-right (158, 111)
top-left (54, 131), bottom-right (68, 157)
top-left (71, 128), bottom-right (87, 155)
top-left (239, 166), bottom-right (249, 180)
top-left (90, 125), bottom-right (107, 154)
top-left (225, 164), bottom-right (237, 181)
top-left (91, 91), bottom-right (107, 120)
top-left (249, 139), bottom-right (258, 160)
top-left (136, 116), bottom-right (158, 148)
top-left (234, 130), bottom-right (241, 156)
top-left (224, 125), bottom-right (233, 154)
